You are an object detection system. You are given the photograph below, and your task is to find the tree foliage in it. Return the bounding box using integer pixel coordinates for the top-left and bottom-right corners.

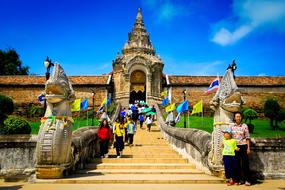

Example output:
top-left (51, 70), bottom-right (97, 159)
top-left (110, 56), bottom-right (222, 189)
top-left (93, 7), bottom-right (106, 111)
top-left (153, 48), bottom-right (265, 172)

top-left (0, 95), bottom-right (14, 134)
top-left (277, 109), bottom-right (285, 123)
top-left (3, 115), bottom-right (31, 134)
top-left (264, 98), bottom-right (280, 130)
top-left (0, 95), bottom-right (14, 120)
top-left (0, 49), bottom-right (29, 75)
top-left (243, 108), bottom-right (258, 133)
top-left (243, 108), bottom-right (258, 124)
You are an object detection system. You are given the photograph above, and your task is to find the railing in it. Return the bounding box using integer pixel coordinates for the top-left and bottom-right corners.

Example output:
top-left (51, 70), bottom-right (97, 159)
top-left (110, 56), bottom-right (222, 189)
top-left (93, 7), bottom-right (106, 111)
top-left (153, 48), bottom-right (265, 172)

top-left (71, 103), bottom-right (121, 173)
top-left (155, 104), bottom-right (213, 174)
top-left (155, 104), bottom-right (285, 179)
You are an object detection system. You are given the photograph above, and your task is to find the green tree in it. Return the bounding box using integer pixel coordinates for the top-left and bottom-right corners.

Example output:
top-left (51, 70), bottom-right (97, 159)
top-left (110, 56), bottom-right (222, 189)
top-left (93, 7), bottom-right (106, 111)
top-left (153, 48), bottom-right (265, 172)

top-left (277, 109), bottom-right (285, 125)
top-left (264, 98), bottom-right (280, 130)
top-left (0, 95), bottom-right (14, 134)
top-left (243, 108), bottom-right (258, 133)
top-left (0, 49), bottom-right (29, 75)
top-left (244, 108), bottom-right (258, 124)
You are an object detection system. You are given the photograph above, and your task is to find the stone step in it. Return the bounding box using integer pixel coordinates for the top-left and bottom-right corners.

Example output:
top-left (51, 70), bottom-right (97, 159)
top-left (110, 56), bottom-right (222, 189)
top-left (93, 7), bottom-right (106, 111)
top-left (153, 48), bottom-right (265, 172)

top-left (76, 169), bottom-right (204, 175)
top-left (92, 158), bottom-right (188, 164)
top-left (97, 154), bottom-right (182, 158)
top-left (108, 148), bottom-right (177, 154)
top-left (86, 163), bottom-right (195, 170)
top-left (36, 174), bottom-right (223, 184)
top-left (107, 152), bottom-right (178, 156)
top-left (107, 151), bottom-right (179, 156)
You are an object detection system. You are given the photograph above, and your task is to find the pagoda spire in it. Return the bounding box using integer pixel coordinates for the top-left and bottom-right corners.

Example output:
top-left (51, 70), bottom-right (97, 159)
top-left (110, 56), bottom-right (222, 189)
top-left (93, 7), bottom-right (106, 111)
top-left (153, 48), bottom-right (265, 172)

top-left (136, 7), bottom-right (142, 21)
top-left (122, 8), bottom-right (155, 56)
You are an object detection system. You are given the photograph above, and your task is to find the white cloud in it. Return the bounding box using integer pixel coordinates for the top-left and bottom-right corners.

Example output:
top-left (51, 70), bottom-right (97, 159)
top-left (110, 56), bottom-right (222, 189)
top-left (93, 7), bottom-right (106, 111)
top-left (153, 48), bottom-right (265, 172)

top-left (212, 25), bottom-right (252, 46)
top-left (212, 0), bottom-right (285, 46)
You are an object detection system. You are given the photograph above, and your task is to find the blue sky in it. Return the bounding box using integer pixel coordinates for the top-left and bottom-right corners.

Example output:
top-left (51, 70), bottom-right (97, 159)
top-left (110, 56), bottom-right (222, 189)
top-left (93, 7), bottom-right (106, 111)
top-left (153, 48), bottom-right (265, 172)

top-left (0, 0), bottom-right (285, 76)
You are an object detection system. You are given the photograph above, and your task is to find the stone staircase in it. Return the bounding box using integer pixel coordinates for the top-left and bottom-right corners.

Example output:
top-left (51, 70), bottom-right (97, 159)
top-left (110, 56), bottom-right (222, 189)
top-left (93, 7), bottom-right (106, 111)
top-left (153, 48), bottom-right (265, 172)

top-left (38, 123), bottom-right (223, 184)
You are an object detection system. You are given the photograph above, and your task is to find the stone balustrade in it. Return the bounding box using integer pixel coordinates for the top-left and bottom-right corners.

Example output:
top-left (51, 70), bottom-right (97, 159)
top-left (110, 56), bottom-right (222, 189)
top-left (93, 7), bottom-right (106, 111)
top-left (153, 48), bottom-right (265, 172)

top-left (0, 127), bottom-right (100, 181)
top-left (155, 104), bottom-right (285, 179)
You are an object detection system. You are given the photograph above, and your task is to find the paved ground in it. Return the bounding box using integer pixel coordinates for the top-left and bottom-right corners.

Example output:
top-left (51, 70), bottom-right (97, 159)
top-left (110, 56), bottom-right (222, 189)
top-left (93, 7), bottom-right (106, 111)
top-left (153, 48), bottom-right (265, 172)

top-left (1, 180), bottom-right (285, 190)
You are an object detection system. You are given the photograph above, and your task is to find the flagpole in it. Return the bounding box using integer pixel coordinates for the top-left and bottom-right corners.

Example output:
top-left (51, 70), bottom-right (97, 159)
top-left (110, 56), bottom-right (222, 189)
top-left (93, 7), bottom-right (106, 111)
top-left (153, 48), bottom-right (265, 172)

top-left (78, 110), bottom-right (80, 129)
top-left (87, 107), bottom-right (88, 126)
top-left (187, 110), bottom-right (190, 128)
top-left (201, 98), bottom-right (204, 127)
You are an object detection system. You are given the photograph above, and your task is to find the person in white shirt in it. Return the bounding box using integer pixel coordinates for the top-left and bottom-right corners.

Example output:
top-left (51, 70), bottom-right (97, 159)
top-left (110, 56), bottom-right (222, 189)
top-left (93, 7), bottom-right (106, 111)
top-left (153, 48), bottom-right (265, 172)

top-left (145, 115), bottom-right (152, 132)
top-left (127, 107), bottom-right (132, 117)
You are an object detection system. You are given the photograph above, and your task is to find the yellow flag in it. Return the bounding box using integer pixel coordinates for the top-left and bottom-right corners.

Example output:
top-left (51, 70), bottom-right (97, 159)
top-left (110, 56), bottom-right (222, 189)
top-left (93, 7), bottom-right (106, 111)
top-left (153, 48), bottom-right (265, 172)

top-left (191, 100), bottom-right (203, 115)
top-left (161, 91), bottom-right (167, 97)
top-left (100, 97), bottom-right (107, 106)
top-left (71, 98), bottom-right (81, 112)
top-left (165, 103), bottom-right (175, 112)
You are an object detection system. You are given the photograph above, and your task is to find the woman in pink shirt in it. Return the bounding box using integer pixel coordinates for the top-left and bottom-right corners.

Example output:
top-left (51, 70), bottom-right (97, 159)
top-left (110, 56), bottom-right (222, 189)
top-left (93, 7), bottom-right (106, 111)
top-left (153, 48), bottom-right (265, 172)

top-left (230, 112), bottom-right (251, 186)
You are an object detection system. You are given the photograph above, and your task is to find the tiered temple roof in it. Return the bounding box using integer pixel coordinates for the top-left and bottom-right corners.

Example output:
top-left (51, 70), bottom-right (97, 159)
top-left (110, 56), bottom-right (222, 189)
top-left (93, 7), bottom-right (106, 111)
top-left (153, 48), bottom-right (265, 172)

top-left (122, 8), bottom-right (155, 56)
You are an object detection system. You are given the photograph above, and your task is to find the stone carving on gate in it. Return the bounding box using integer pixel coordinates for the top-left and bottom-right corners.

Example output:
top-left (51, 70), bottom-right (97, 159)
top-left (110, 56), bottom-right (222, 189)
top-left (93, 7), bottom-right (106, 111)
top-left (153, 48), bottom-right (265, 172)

top-left (35, 64), bottom-right (75, 178)
top-left (208, 61), bottom-right (244, 169)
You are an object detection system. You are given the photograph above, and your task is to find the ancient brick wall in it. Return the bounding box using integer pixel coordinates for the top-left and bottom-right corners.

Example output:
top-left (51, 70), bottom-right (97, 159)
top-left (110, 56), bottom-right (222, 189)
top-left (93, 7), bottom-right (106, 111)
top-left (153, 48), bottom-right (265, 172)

top-left (0, 75), bottom-right (284, 115)
top-left (0, 85), bottom-right (108, 116)
top-left (170, 86), bottom-right (285, 114)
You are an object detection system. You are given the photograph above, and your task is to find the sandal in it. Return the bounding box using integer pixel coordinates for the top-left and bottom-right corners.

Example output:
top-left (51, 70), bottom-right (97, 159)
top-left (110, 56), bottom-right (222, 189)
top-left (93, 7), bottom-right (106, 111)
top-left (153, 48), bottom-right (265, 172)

top-left (245, 181), bottom-right (251, 186)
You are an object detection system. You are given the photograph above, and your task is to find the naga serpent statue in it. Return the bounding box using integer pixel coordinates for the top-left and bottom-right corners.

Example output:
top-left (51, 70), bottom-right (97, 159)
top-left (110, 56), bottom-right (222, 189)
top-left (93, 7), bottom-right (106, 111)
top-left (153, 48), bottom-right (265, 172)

top-left (35, 64), bottom-right (76, 178)
top-left (208, 61), bottom-right (244, 170)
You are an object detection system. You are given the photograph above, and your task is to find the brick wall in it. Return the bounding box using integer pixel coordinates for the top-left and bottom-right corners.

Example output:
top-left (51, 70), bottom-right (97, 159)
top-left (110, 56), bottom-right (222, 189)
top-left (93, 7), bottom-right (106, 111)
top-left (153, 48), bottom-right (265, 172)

top-left (170, 86), bottom-right (285, 113)
top-left (0, 86), bottom-right (109, 115)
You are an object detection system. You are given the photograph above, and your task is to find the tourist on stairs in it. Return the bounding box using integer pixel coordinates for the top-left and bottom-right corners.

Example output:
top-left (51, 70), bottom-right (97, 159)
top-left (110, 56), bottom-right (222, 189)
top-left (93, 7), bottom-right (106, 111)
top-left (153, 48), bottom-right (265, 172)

top-left (126, 117), bottom-right (136, 146)
top-left (139, 113), bottom-right (144, 129)
top-left (97, 119), bottom-right (113, 158)
top-left (145, 115), bottom-right (152, 132)
top-left (113, 116), bottom-right (125, 158)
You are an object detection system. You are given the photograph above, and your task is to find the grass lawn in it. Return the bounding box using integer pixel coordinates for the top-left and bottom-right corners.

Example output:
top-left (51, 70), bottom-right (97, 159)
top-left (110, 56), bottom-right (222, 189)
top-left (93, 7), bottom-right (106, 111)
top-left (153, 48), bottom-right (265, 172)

top-left (29, 118), bottom-right (100, 134)
top-left (29, 114), bottom-right (285, 138)
top-left (175, 115), bottom-right (285, 138)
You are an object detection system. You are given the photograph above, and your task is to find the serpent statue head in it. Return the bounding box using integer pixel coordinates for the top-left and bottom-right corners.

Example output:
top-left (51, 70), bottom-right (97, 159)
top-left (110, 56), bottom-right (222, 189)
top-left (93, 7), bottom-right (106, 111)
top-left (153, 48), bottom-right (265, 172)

top-left (45, 64), bottom-right (75, 104)
top-left (210, 62), bottom-right (244, 112)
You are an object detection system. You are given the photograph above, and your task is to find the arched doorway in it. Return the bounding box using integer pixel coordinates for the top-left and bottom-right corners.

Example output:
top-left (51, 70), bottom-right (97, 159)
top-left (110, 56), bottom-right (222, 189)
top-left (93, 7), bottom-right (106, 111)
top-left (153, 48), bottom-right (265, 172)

top-left (130, 70), bottom-right (146, 104)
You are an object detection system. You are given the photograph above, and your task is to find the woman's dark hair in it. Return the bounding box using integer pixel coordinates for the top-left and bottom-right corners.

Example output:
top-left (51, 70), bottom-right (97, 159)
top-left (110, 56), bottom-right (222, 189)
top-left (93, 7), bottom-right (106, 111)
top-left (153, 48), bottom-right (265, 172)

top-left (233, 111), bottom-right (243, 122)
top-left (100, 119), bottom-right (110, 128)
top-left (116, 115), bottom-right (124, 124)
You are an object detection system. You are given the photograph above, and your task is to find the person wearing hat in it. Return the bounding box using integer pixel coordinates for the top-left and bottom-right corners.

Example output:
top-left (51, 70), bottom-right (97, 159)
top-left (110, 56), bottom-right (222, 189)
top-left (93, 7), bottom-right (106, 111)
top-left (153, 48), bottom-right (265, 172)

top-left (222, 128), bottom-right (240, 186)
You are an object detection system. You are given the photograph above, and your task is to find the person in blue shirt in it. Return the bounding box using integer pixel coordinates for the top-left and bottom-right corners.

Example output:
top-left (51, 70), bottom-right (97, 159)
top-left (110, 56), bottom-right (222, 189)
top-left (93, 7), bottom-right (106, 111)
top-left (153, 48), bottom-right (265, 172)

top-left (120, 107), bottom-right (126, 120)
top-left (139, 113), bottom-right (144, 128)
top-left (126, 117), bottom-right (136, 146)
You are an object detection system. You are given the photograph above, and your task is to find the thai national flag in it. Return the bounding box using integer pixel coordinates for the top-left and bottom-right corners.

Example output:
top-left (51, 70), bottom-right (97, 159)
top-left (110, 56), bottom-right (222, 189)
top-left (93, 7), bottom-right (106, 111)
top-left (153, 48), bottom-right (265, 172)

top-left (205, 77), bottom-right (219, 94)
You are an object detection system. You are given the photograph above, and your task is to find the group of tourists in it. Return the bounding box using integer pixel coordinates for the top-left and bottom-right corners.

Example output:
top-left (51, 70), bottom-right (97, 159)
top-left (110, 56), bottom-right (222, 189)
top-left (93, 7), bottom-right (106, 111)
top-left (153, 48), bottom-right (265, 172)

top-left (97, 102), bottom-right (156, 158)
top-left (120, 103), bottom-right (156, 132)
top-left (222, 112), bottom-right (251, 186)
top-left (97, 105), bottom-right (252, 186)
